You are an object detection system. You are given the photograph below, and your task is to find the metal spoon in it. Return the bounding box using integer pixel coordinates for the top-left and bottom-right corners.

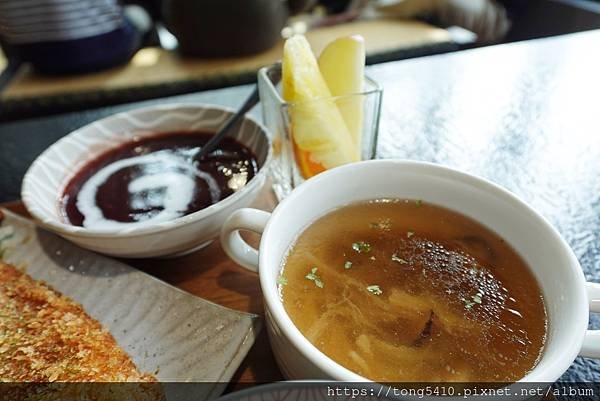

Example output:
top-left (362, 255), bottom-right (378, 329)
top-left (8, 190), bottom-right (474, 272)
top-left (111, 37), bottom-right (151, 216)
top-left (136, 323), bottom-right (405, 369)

top-left (193, 86), bottom-right (260, 161)
top-left (194, 64), bottom-right (282, 162)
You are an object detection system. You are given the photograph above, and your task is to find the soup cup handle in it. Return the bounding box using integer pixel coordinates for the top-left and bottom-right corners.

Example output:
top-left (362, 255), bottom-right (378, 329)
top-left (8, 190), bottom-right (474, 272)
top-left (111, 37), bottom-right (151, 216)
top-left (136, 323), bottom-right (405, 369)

top-left (220, 208), bottom-right (271, 272)
top-left (580, 282), bottom-right (600, 358)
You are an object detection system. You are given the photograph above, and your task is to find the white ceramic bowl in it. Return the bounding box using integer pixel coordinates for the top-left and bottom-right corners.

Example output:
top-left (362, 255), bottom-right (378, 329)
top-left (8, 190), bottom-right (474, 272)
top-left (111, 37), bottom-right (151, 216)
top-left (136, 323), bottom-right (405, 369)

top-left (221, 160), bottom-right (600, 396)
top-left (22, 104), bottom-right (271, 258)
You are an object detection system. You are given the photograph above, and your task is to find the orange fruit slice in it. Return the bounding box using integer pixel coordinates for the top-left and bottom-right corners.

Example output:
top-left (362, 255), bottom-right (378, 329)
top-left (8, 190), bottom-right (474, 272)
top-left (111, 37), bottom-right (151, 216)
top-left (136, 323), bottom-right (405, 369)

top-left (281, 35), bottom-right (357, 177)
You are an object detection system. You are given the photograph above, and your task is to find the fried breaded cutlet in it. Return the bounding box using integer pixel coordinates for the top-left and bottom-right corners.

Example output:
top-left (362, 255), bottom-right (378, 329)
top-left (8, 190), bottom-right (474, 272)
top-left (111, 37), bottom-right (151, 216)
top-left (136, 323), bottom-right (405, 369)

top-left (0, 261), bottom-right (156, 382)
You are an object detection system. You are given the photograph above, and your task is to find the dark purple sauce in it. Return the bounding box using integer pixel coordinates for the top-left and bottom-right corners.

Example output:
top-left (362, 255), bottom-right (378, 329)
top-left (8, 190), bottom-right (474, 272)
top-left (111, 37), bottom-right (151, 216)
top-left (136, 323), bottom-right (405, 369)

top-left (61, 131), bottom-right (258, 227)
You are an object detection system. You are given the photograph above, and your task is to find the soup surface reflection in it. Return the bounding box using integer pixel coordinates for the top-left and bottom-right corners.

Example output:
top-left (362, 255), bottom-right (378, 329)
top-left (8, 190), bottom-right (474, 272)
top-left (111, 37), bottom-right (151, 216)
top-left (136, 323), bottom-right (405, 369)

top-left (280, 199), bottom-right (547, 382)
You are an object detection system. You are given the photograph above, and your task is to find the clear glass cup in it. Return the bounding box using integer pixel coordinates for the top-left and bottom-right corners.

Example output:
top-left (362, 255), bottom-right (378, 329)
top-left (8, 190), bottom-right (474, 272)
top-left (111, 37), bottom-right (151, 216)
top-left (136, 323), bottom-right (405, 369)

top-left (258, 63), bottom-right (383, 200)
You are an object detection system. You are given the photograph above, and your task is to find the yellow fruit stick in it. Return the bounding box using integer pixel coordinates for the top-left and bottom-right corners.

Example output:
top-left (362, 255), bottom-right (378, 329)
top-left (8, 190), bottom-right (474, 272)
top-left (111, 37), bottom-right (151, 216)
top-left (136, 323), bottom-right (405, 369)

top-left (319, 35), bottom-right (366, 161)
top-left (282, 35), bottom-right (357, 170)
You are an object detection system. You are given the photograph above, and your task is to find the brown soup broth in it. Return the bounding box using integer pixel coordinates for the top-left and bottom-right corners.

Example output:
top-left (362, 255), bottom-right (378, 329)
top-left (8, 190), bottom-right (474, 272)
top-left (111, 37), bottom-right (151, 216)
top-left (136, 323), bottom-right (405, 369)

top-left (280, 199), bottom-right (547, 382)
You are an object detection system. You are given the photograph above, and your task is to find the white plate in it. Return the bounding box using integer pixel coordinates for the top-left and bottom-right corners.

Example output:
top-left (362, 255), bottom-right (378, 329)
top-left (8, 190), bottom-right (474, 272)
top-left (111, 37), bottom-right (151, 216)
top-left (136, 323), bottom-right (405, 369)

top-left (0, 209), bottom-right (260, 400)
top-left (21, 103), bottom-right (272, 258)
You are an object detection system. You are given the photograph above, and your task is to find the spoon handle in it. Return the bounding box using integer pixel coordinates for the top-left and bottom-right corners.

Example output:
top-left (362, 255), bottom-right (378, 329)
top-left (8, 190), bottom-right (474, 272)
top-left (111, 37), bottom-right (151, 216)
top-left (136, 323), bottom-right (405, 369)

top-left (195, 86), bottom-right (260, 160)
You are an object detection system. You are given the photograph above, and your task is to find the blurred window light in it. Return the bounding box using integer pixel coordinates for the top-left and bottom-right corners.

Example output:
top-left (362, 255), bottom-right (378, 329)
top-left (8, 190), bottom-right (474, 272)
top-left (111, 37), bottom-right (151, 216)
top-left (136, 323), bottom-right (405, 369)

top-left (446, 25), bottom-right (477, 44)
top-left (131, 48), bottom-right (161, 67)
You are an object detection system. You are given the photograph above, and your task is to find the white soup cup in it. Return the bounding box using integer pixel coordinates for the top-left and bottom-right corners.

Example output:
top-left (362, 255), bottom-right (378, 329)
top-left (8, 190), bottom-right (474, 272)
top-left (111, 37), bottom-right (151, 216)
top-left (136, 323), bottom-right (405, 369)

top-left (221, 159), bottom-right (600, 393)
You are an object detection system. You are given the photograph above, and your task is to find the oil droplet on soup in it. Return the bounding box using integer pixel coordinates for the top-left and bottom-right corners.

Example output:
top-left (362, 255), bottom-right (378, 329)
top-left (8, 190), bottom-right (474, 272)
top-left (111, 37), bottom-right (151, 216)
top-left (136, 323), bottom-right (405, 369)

top-left (279, 199), bottom-right (547, 382)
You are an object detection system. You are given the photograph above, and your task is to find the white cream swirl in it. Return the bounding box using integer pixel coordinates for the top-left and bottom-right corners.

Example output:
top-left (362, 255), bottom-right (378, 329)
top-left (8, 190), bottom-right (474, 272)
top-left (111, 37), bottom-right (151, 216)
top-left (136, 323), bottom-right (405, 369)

top-left (76, 151), bottom-right (220, 230)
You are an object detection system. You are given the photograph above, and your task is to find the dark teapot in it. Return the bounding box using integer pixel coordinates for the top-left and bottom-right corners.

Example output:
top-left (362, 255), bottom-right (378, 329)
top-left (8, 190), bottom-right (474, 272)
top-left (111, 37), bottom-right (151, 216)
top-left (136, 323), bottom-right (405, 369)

top-left (164, 0), bottom-right (314, 57)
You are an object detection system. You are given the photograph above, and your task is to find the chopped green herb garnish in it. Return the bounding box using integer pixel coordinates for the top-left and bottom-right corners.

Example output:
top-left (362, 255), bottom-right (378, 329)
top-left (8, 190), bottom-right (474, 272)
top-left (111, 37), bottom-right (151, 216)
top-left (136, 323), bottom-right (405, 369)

top-left (305, 267), bottom-right (324, 288)
top-left (462, 292), bottom-right (483, 309)
top-left (0, 230), bottom-right (15, 243)
top-left (277, 275), bottom-right (288, 286)
top-left (415, 199), bottom-right (423, 207)
top-left (407, 231), bottom-right (414, 238)
top-left (352, 241), bottom-right (372, 253)
top-left (366, 285), bottom-right (383, 295)
top-left (391, 254), bottom-right (408, 264)
top-left (344, 261), bottom-right (353, 270)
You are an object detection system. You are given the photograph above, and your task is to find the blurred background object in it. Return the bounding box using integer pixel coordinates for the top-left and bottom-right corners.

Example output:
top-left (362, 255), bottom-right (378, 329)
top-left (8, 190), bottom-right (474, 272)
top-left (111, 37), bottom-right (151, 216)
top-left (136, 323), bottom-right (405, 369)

top-left (373, 0), bottom-right (512, 43)
top-left (0, 0), bottom-right (152, 75)
top-left (163, 0), bottom-right (288, 57)
top-left (0, 0), bottom-right (599, 121)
